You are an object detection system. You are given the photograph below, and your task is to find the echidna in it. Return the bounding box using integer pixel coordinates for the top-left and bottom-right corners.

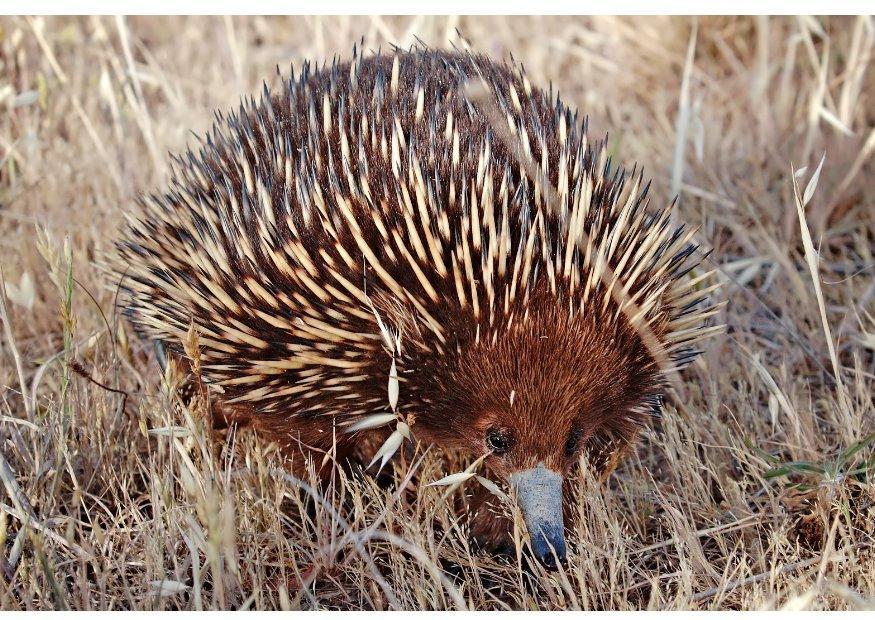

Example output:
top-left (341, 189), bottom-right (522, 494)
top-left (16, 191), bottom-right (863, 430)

top-left (113, 45), bottom-right (721, 570)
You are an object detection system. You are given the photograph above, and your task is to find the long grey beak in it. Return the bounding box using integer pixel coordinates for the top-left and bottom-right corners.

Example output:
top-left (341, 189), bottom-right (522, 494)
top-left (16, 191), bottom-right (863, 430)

top-left (509, 465), bottom-right (567, 570)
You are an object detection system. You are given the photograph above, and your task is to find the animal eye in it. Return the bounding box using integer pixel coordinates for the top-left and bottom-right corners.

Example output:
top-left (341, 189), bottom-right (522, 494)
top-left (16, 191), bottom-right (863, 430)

top-left (564, 428), bottom-right (583, 457)
top-left (485, 428), bottom-right (512, 455)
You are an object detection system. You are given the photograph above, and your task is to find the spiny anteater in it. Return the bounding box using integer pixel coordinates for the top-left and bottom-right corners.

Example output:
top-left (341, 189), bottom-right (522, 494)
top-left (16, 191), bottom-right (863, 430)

top-left (113, 45), bottom-right (722, 570)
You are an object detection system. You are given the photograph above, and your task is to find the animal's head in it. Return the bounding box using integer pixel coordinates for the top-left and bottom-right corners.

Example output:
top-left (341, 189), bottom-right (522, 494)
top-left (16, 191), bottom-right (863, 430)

top-left (408, 290), bottom-right (667, 570)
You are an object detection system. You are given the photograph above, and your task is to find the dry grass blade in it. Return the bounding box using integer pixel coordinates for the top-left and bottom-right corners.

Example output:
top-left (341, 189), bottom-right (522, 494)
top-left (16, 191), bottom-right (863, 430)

top-left (344, 413), bottom-right (397, 433)
top-left (791, 161), bottom-right (851, 415)
top-left (802, 153), bottom-right (826, 206)
top-left (0, 453), bottom-right (36, 521)
top-left (388, 357), bottom-right (399, 411)
top-left (0, 503), bottom-right (89, 560)
top-left (427, 471), bottom-right (475, 487)
top-left (114, 16), bottom-right (163, 174)
top-left (148, 426), bottom-right (191, 438)
top-left (147, 579), bottom-right (190, 597)
top-left (686, 557), bottom-right (822, 605)
top-left (0, 267), bottom-right (34, 420)
top-left (367, 430), bottom-right (404, 472)
top-left (671, 17), bottom-right (698, 201)
top-left (3, 272), bottom-right (35, 311)
top-left (475, 475), bottom-right (510, 502)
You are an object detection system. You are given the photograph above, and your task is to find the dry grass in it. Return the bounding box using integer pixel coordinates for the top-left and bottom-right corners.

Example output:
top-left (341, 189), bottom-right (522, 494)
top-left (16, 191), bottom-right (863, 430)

top-left (1, 15), bottom-right (874, 610)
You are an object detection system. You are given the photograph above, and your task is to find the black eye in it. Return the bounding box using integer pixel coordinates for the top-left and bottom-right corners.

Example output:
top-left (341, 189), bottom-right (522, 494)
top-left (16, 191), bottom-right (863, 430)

top-left (564, 428), bottom-right (583, 457)
top-left (485, 428), bottom-right (512, 455)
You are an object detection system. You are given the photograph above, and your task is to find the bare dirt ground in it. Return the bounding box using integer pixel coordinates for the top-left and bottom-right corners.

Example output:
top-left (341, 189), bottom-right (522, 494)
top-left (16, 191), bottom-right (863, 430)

top-left (0, 15), bottom-right (873, 610)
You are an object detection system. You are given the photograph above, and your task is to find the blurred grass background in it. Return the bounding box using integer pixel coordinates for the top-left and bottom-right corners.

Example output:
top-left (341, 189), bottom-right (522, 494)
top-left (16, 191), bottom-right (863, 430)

top-left (0, 15), bottom-right (873, 610)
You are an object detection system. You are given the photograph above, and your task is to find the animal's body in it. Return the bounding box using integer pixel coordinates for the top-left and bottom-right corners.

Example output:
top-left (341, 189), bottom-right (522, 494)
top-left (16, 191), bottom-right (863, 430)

top-left (114, 46), bottom-right (720, 569)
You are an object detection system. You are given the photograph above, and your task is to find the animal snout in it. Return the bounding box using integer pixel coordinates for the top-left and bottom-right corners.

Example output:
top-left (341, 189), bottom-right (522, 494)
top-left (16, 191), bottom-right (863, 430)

top-left (529, 522), bottom-right (567, 571)
top-left (509, 464), bottom-right (567, 571)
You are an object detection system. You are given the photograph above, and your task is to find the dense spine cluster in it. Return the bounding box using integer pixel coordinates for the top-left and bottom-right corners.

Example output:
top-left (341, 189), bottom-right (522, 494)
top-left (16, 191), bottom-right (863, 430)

top-left (115, 46), bottom-right (719, 428)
